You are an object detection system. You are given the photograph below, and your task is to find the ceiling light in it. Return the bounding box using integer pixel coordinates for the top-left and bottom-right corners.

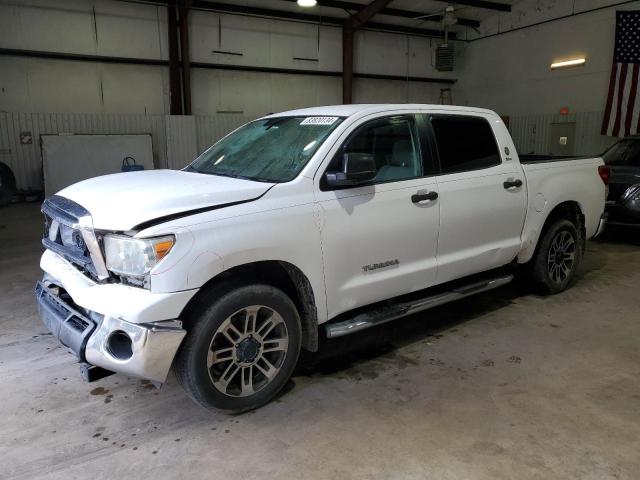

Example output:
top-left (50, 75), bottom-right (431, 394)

top-left (297, 0), bottom-right (317, 6)
top-left (550, 58), bottom-right (586, 70)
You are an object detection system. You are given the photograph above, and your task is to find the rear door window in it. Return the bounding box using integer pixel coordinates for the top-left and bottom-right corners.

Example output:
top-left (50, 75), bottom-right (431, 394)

top-left (431, 115), bottom-right (501, 174)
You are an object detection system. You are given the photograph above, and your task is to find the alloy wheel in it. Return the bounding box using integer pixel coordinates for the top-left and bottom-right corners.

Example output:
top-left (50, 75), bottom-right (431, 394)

top-left (547, 230), bottom-right (576, 284)
top-left (207, 305), bottom-right (289, 397)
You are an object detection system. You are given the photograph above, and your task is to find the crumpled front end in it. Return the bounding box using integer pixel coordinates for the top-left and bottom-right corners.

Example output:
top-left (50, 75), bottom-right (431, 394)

top-left (35, 278), bottom-right (186, 383)
top-left (36, 196), bottom-right (195, 383)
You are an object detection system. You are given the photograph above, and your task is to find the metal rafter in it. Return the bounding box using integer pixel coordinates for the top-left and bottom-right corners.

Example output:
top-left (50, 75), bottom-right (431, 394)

top-left (433, 0), bottom-right (511, 12)
top-left (346, 0), bottom-right (394, 28)
top-left (114, 0), bottom-right (453, 38)
top-left (278, 0), bottom-right (481, 28)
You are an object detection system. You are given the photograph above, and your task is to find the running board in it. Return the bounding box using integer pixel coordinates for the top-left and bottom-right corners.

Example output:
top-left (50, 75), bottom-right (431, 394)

top-left (325, 274), bottom-right (514, 339)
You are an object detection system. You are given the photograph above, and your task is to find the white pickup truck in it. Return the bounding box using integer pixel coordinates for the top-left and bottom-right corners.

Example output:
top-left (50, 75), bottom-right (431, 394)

top-left (36, 104), bottom-right (608, 412)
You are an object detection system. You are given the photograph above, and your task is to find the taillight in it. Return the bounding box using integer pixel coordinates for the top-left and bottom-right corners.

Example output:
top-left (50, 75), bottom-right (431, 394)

top-left (598, 165), bottom-right (610, 185)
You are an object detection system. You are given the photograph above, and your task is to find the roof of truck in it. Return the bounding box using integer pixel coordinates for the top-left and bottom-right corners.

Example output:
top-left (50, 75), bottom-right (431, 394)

top-left (265, 104), bottom-right (497, 118)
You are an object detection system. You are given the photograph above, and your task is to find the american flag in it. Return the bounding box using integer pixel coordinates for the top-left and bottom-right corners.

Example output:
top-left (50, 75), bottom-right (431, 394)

top-left (602, 11), bottom-right (640, 137)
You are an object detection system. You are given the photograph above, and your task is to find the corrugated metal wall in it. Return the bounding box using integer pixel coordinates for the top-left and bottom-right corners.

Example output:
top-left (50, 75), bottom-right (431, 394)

top-left (0, 112), bottom-right (254, 191)
top-left (0, 112), bottom-right (167, 190)
top-left (195, 115), bottom-right (251, 154)
top-left (165, 116), bottom-right (198, 170)
top-left (508, 111), bottom-right (618, 157)
top-left (1, 110), bottom-right (621, 191)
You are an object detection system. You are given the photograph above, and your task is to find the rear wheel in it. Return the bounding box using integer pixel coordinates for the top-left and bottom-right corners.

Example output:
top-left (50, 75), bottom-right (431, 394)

top-left (174, 284), bottom-right (301, 413)
top-left (529, 218), bottom-right (583, 294)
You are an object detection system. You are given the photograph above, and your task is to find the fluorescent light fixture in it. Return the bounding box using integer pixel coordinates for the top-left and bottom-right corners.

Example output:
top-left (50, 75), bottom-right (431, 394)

top-left (297, 0), bottom-right (317, 6)
top-left (550, 58), bottom-right (586, 69)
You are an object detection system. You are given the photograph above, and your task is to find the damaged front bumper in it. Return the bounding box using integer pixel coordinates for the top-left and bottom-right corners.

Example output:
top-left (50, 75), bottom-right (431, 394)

top-left (36, 250), bottom-right (196, 383)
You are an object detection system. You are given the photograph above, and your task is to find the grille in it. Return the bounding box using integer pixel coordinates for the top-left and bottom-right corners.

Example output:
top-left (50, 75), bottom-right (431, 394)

top-left (42, 195), bottom-right (109, 281)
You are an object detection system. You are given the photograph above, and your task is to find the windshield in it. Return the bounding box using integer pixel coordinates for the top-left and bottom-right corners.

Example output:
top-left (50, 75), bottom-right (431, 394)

top-left (186, 116), bottom-right (344, 182)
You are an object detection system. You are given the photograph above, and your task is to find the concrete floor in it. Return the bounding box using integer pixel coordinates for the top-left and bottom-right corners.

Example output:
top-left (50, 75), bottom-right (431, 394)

top-left (1, 203), bottom-right (639, 480)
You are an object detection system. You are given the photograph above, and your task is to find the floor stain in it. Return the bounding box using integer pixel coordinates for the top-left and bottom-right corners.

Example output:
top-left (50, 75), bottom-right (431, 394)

top-left (90, 387), bottom-right (108, 396)
top-left (469, 441), bottom-right (506, 456)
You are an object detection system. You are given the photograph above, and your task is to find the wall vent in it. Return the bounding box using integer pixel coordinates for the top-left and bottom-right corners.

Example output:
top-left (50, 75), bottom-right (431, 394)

top-left (436, 43), bottom-right (454, 72)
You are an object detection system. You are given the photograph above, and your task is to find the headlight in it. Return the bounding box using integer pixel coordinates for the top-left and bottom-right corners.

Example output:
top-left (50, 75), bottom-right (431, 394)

top-left (104, 234), bottom-right (175, 277)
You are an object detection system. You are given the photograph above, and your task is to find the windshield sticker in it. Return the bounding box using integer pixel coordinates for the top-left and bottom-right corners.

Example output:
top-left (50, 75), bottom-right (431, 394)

top-left (300, 116), bottom-right (339, 126)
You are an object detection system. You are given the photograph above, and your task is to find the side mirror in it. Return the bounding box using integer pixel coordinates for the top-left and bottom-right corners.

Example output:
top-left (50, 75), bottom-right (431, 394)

top-left (325, 153), bottom-right (376, 188)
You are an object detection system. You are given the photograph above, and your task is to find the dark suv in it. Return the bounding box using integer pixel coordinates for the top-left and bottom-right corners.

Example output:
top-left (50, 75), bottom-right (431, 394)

top-left (603, 137), bottom-right (640, 227)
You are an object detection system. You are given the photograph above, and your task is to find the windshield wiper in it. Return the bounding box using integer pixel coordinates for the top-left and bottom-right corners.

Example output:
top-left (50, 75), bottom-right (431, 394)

top-left (194, 170), bottom-right (274, 183)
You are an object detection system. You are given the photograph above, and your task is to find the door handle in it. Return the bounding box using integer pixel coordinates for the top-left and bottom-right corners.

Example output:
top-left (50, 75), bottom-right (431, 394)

top-left (503, 179), bottom-right (523, 189)
top-left (411, 191), bottom-right (438, 203)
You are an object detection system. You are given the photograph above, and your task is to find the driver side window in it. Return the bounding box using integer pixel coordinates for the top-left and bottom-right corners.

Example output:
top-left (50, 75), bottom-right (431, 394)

top-left (329, 115), bottom-right (423, 184)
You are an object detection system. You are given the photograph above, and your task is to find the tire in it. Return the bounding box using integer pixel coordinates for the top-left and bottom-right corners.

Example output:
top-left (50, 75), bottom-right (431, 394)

top-left (0, 162), bottom-right (16, 207)
top-left (529, 218), bottom-right (583, 294)
top-left (174, 283), bottom-right (301, 413)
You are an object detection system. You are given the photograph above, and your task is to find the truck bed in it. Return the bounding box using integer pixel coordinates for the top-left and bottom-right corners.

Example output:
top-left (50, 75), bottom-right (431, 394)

top-left (519, 154), bottom-right (597, 164)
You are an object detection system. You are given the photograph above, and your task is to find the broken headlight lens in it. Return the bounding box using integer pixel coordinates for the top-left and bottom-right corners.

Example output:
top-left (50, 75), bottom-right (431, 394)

top-left (103, 234), bottom-right (175, 277)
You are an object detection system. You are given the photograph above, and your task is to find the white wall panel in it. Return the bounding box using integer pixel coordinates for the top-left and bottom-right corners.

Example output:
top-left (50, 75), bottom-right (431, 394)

top-left (468, 0), bottom-right (632, 39)
top-left (270, 73), bottom-right (341, 113)
top-left (0, 112), bottom-right (167, 190)
top-left (191, 69), bottom-right (341, 118)
top-left (93, 0), bottom-right (167, 60)
top-left (0, 111), bottom-right (264, 190)
top-left (42, 134), bottom-right (154, 195)
top-left (355, 29), bottom-right (455, 81)
top-left (0, 0), bottom-right (167, 59)
top-left (353, 78), bottom-right (443, 104)
top-left (100, 64), bottom-right (168, 115)
top-left (190, 13), bottom-right (342, 73)
top-left (0, 56), bottom-right (168, 115)
top-left (456, 0), bottom-right (640, 117)
top-left (408, 36), bottom-right (439, 78)
top-left (508, 112), bottom-right (617, 157)
top-left (0, 57), bottom-right (102, 114)
top-left (0, 0), bottom-right (94, 54)
top-left (269, 21), bottom-right (319, 67)
top-left (165, 115), bottom-right (197, 170)
top-left (193, 13), bottom-right (270, 67)
top-left (355, 30), bottom-right (408, 77)
top-left (195, 115), bottom-right (252, 154)
top-left (1, 0), bottom-right (455, 118)
top-left (316, 25), bottom-right (342, 72)
top-left (5, 110), bottom-right (615, 192)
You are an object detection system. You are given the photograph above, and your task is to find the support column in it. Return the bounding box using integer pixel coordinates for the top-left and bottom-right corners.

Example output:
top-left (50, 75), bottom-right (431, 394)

top-left (342, 26), bottom-right (354, 104)
top-left (179, 4), bottom-right (191, 115)
top-left (342, 0), bottom-right (393, 104)
top-left (168, 2), bottom-right (182, 115)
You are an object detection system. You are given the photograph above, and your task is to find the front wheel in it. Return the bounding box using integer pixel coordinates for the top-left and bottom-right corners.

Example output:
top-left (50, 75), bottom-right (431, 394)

top-left (529, 218), bottom-right (583, 294)
top-left (174, 284), bottom-right (301, 413)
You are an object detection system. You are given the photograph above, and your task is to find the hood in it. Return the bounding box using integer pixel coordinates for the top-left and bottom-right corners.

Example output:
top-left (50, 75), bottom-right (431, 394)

top-left (58, 169), bottom-right (274, 231)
